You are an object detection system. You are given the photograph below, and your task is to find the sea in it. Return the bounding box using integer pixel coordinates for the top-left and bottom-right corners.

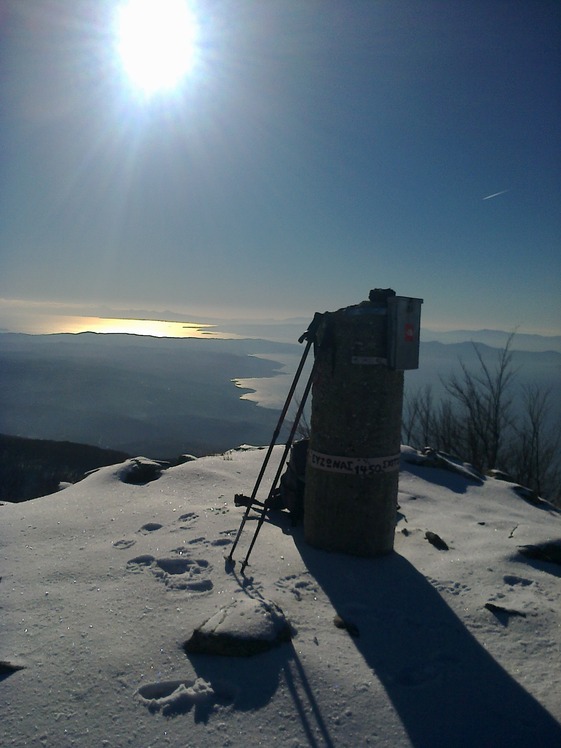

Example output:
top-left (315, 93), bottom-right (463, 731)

top-left (0, 310), bottom-right (242, 339)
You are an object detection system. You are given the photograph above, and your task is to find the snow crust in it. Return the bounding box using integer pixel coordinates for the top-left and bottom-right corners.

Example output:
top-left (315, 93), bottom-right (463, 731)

top-left (1, 445), bottom-right (561, 747)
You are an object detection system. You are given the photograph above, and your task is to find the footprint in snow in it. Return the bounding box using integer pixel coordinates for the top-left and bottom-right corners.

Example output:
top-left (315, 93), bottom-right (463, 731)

top-left (126, 554), bottom-right (155, 572)
top-left (186, 536), bottom-right (207, 546)
top-left (185, 535), bottom-right (232, 548)
top-left (113, 538), bottom-right (136, 550)
top-left (503, 574), bottom-right (534, 587)
top-left (136, 677), bottom-right (234, 717)
top-left (208, 529), bottom-right (237, 547)
top-left (429, 579), bottom-right (470, 597)
top-left (154, 557), bottom-right (213, 592)
top-left (126, 553), bottom-right (213, 592)
top-left (210, 537), bottom-right (232, 547)
top-left (170, 512), bottom-right (199, 531)
top-left (138, 522), bottom-right (163, 534)
top-left (275, 573), bottom-right (319, 601)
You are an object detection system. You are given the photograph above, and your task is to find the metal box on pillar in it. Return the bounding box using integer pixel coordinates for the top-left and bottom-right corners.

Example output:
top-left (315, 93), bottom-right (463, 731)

top-left (304, 289), bottom-right (423, 557)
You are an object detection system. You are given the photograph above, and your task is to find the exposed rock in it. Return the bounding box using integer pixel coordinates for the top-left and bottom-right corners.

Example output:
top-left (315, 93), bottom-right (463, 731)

top-left (118, 457), bottom-right (168, 485)
top-left (511, 484), bottom-right (542, 506)
top-left (487, 468), bottom-right (514, 482)
top-left (404, 447), bottom-right (484, 483)
top-left (485, 602), bottom-right (526, 618)
top-left (425, 530), bottom-right (449, 551)
top-left (333, 614), bottom-right (360, 638)
top-left (518, 540), bottom-right (561, 566)
top-left (426, 449), bottom-right (484, 482)
top-left (0, 660), bottom-right (25, 678)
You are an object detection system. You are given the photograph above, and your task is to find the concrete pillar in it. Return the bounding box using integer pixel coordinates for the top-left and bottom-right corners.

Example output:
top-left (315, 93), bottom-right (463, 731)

top-left (304, 290), bottom-right (408, 557)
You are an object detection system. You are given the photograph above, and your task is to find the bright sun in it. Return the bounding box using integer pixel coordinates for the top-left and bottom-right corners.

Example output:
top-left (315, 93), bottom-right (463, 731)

top-left (115, 0), bottom-right (198, 96)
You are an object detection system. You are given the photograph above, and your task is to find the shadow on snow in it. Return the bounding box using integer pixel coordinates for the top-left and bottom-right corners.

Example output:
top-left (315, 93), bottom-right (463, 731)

top-left (293, 532), bottom-right (561, 748)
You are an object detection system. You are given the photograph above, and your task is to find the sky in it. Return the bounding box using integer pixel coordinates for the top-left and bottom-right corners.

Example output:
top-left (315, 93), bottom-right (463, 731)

top-left (0, 0), bottom-right (560, 333)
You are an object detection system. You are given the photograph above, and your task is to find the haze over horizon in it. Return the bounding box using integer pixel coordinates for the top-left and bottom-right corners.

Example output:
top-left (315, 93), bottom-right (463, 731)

top-left (1, 1), bottom-right (560, 334)
top-left (2, 297), bottom-right (561, 346)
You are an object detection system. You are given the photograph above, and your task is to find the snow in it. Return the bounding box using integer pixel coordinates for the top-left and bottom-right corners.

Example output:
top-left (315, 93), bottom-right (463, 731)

top-left (191, 597), bottom-right (289, 643)
top-left (1, 445), bottom-right (561, 747)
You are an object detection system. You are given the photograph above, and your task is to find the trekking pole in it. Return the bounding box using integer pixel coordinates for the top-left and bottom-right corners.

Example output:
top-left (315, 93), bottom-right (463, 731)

top-left (226, 315), bottom-right (320, 565)
top-left (240, 355), bottom-right (316, 574)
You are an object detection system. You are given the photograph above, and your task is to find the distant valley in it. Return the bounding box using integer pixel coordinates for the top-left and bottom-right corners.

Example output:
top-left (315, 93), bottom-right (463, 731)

top-left (1, 329), bottom-right (559, 470)
top-left (0, 332), bottom-right (295, 459)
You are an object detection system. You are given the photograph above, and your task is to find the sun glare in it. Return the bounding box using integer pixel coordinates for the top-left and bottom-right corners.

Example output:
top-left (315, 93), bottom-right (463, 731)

top-left (116, 0), bottom-right (198, 95)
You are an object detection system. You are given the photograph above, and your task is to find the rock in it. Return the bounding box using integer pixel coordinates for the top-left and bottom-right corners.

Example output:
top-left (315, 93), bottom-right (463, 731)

top-left (518, 541), bottom-right (561, 566)
top-left (118, 457), bottom-right (167, 485)
top-left (333, 614), bottom-right (360, 638)
top-left (0, 660), bottom-right (25, 678)
top-left (410, 448), bottom-right (484, 483)
top-left (184, 597), bottom-right (292, 657)
top-left (511, 485), bottom-right (542, 506)
top-left (425, 530), bottom-right (449, 551)
top-left (485, 602), bottom-right (526, 618)
top-left (487, 469), bottom-right (513, 482)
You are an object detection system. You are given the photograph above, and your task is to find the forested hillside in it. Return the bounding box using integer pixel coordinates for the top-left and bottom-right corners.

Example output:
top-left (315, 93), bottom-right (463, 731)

top-left (0, 434), bottom-right (130, 503)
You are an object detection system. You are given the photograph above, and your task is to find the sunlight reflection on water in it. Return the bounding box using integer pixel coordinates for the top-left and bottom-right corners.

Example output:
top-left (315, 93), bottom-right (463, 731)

top-left (234, 353), bottom-right (312, 410)
top-left (0, 310), bottom-right (297, 409)
top-left (1, 314), bottom-right (242, 339)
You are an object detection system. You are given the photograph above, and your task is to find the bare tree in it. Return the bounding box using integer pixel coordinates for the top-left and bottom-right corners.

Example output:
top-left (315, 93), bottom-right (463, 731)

top-left (433, 399), bottom-right (461, 455)
top-left (507, 384), bottom-right (561, 502)
top-left (402, 385), bottom-right (434, 447)
top-left (401, 334), bottom-right (560, 504)
top-left (416, 385), bottom-right (435, 447)
top-left (403, 388), bottom-right (461, 456)
top-left (443, 332), bottom-right (517, 471)
top-left (402, 389), bottom-right (421, 446)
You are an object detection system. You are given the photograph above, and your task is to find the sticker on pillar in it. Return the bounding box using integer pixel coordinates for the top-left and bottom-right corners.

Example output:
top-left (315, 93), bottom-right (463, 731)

top-left (309, 450), bottom-right (400, 476)
top-left (351, 340), bottom-right (386, 365)
top-left (351, 356), bottom-right (387, 365)
top-left (404, 323), bottom-right (414, 342)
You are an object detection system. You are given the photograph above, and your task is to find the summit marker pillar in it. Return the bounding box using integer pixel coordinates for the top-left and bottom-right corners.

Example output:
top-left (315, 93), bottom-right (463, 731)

top-left (304, 290), bottom-right (422, 557)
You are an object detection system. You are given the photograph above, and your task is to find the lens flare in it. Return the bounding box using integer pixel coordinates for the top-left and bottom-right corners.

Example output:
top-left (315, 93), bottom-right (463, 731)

top-left (115, 0), bottom-right (198, 95)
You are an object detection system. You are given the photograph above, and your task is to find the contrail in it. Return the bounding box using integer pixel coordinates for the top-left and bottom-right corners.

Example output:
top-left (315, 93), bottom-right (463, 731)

top-left (483, 189), bottom-right (510, 200)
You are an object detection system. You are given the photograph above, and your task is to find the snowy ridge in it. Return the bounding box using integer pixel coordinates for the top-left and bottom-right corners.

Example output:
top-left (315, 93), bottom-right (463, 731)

top-left (1, 446), bottom-right (560, 746)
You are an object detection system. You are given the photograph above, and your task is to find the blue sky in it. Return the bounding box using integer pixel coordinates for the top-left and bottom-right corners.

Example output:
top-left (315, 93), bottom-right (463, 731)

top-left (1, 0), bottom-right (560, 333)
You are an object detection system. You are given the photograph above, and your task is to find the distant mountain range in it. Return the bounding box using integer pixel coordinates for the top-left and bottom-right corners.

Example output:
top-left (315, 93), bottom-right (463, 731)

top-left (1, 329), bottom-right (559, 487)
top-left (3, 300), bottom-right (559, 352)
top-left (421, 328), bottom-right (561, 353)
top-left (188, 316), bottom-right (561, 353)
top-left (92, 309), bottom-right (561, 352)
top-left (195, 321), bottom-right (561, 351)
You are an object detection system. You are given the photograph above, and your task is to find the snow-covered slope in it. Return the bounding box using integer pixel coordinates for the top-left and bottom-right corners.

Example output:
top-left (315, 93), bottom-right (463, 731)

top-left (1, 446), bottom-right (560, 747)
